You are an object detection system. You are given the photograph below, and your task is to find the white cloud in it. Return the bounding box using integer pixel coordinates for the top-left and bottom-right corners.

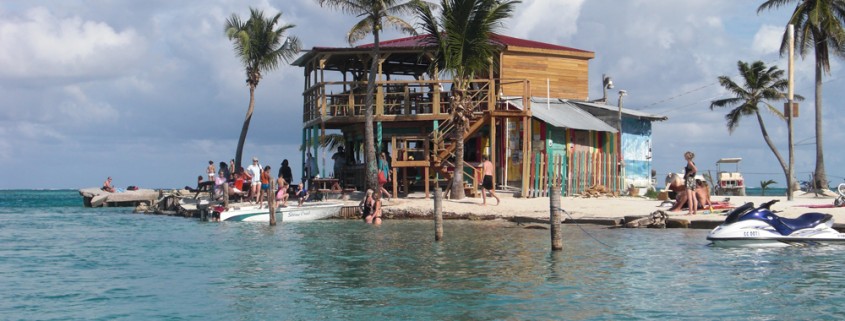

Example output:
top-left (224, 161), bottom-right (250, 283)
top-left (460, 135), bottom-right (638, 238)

top-left (752, 24), bottom-right (784, 55)
top-left (510, 0), bottom-right (585, 40)
top-left (0, 6), bottom-right (144, 83)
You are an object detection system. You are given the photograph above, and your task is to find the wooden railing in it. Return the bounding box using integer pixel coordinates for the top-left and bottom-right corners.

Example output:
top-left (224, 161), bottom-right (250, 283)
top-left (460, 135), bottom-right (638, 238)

top-left (302, 78), bottom-right (530, 123)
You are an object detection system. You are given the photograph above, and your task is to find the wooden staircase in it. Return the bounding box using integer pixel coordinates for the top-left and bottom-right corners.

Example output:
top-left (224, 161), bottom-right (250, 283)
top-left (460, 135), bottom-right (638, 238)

top-left (429, 110), bottom-right (488, 197)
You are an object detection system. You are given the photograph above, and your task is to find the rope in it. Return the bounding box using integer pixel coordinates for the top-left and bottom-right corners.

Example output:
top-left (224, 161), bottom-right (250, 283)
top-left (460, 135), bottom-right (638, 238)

top-left (550, 205), bottom-right (613, 249)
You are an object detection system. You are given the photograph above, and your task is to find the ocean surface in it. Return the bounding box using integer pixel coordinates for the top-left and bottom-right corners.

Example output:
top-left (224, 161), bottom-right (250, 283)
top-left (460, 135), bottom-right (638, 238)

top-left (3, 190), bottom-right (845, 320)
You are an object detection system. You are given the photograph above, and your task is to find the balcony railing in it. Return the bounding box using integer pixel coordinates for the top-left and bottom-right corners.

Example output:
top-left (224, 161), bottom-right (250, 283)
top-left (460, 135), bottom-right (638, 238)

top-left (303, 79), bottom-right (529, 123)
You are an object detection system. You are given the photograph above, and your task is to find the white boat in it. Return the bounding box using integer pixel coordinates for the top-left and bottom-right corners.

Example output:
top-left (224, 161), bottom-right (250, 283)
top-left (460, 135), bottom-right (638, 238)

top-left (214, 202), bottom-right (343, 222)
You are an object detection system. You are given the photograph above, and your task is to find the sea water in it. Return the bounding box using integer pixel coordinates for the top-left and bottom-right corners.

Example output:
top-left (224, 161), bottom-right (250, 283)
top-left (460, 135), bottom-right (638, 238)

top-left (2, 190), bottom-right (845, 320)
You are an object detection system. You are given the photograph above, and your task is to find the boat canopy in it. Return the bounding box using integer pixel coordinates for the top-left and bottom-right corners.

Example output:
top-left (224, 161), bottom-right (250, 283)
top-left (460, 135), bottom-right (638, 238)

top-left (716, 158), bottom-right (742, 164)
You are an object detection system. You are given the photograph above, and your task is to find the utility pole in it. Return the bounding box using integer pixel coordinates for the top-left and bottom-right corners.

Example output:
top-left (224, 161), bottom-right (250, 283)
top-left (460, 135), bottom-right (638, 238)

top-left (787, 24), bottom-right (795, 201)
top-left (617, 90), bottom-right (627, 193)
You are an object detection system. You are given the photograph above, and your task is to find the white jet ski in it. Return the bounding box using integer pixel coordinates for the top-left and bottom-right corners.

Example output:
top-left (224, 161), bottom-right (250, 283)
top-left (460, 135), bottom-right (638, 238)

top-left (707, 199), bottom-right (845, 247)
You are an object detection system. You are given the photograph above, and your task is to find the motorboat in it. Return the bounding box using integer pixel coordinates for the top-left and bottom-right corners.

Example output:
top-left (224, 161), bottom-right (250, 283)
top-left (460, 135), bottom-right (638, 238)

top-left (707, 199), bottom-right (845, 247)
top-left (214, 202), bottom-right (343, 222)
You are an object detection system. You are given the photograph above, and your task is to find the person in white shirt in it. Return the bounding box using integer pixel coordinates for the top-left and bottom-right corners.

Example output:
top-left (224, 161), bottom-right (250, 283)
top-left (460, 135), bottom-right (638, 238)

top-left (246, 157), bottom-right (263, 204)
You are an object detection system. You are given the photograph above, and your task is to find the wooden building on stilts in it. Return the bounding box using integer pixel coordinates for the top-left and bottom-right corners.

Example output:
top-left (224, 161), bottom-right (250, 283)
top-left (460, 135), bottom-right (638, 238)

top-left (293, 34), bottom-right (666, 198)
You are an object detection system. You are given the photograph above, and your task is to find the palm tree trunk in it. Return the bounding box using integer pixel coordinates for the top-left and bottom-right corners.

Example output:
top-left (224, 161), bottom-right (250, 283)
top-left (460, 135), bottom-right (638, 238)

top-left (813, 62), bottom-right (827, 190)
top-left (450, 94), bottom-right (468, 200)
top-left (364, 31), bottom-right (380, 192)
top-left (755, 111), bottom-right (791, 186)
top-left (451, 120), bottom-right (466, 200)
top-left (234, 85), bottom-right (256, 170)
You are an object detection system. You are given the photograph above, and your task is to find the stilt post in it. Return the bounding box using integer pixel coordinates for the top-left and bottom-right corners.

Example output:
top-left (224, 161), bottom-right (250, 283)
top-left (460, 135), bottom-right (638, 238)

top-left (434, 186), bottom-right (443, 241)
top-left (269, 179), bottom-right (277, 226)
top-left (550, 182), bottom-right (563, 251)
top-left (223, 183), bottom-right (229, 209)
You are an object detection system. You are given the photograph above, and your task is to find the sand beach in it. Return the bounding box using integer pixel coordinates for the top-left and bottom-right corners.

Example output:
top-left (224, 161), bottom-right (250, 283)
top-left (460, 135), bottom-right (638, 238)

top-left (378, 190), bottom-right (845, 227)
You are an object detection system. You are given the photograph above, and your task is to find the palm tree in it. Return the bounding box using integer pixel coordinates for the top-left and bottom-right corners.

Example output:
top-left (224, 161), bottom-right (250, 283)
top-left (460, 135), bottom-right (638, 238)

top-left (225, 8), bottom-right (302, 170)
top-left (758, 0), bottom-right (845, 192)
top-left (415, 0), bottom-right (519, 199)
top-left (316, 0), bottom-right (418, 193)
top-left (760, 179), bottom-right (777, 196)
top-left (711, 60), bottom-right (802, 187)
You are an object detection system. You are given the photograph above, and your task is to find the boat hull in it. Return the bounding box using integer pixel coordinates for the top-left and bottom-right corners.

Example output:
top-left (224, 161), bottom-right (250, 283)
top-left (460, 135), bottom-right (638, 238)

top-left (219, 202), bottom-right (343, 222)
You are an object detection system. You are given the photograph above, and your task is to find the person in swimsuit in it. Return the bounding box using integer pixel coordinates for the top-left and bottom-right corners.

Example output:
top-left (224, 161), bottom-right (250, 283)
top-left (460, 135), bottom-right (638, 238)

top-left (276, 174), bottom-right (289, 207)
top-left (102, 176), bottom-right (116, 192)
top-left (371, 194), bottom-right (383, 226)
top-left (479, 155), bottom-right (500, 206)
top-left (259, 165), bottom-right (271, 208)
top-left (360, 189), bottom-right (374, 222)
top-left (683, 151), bottom-right (698, 215)
top-left (207, 160), bottom-right (216, 182)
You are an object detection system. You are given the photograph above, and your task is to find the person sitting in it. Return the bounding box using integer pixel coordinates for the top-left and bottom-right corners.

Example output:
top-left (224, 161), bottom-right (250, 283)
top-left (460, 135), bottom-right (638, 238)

top-left (365, 193), bottom-right (383, 225)
top-left (666, 174), bottom-right (712, 212)
top-left (189, 175), bottom-right (215, 198)
top-left (296, 182), bottom-right (309, 206)
top-left (360, 189), bottom-right (374, 221)
top-left (276, 174), bottom-right (290, 207)
top-left (102, 177), bottom-right (116, 193)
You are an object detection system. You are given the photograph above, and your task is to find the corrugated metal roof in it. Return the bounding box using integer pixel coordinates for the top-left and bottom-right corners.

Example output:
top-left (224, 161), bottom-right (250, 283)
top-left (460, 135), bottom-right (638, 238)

top-left (506, 97), bottom-right (617, 133)
top-left (570, 100), bottom-right (668, 121)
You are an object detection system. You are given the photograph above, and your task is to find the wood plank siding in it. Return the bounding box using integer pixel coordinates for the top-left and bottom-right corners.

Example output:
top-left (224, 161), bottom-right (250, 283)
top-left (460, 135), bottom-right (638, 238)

top-left (499, 47), bottom-right (593, 100)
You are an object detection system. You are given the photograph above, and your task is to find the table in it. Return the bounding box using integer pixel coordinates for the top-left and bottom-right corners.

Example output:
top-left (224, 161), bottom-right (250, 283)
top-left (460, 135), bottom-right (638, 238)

top-left (311, 178), bottom-right (340, 200)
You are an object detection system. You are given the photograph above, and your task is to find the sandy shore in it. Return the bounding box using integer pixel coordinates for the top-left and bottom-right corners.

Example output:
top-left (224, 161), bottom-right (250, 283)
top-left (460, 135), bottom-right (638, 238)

top-left (374, 190), bottom-right (845, 226)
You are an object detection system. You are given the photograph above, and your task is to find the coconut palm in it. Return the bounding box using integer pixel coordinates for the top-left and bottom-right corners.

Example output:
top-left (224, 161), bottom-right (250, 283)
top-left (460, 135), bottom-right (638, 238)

top-left (760, 179), bottom-right (777, 196)
top-left (316, 0), bottom-right (419, 193)
top-left (710, 60), bottom-right (803, 188)
top-left (415, 0), bottom-right (519, 199)
top-left (758, 0), bottom-right (845, 192)
top-left (225, 8), bottom-right (301, 170)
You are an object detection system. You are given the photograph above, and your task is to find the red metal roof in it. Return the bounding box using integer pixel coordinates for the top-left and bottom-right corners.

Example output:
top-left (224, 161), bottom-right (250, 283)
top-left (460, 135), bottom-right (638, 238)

top-left (349, 33), bottom-right (592, 53)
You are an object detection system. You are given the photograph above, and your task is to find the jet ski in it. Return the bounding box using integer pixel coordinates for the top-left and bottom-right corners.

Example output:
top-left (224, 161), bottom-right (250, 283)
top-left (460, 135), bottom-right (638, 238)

top-left (707, 199), bottom-right (845, 247)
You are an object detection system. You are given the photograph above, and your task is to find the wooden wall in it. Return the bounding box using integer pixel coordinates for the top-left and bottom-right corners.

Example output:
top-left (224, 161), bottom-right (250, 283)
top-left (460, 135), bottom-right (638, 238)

top-left (499, 47), bottom-right (592, 100)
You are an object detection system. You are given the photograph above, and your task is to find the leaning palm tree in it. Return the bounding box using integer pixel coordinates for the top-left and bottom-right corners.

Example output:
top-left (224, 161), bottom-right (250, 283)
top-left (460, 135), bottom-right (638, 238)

top-left (416, 0), bottom-right (520, 199)
top-left (225, 8), bottom-right (302, 170)
top-left (316, 0), bottom-right (419, 193)
top-left (758, 0), bottom-right (845, 192)
top-left (711, 60), bottom-right (802, 188)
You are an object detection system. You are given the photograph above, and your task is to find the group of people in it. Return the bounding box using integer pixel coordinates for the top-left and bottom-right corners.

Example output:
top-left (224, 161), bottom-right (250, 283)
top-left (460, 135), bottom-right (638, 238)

top-left (196, 157), bottom-right (310, 208)
top-left (665, 151), bottom-right (712, 215)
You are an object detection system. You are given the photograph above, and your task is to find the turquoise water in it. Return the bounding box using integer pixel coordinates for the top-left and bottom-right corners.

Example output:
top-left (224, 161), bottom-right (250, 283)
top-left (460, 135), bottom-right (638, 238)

top-left (2, 190), bottom-right (845, 320)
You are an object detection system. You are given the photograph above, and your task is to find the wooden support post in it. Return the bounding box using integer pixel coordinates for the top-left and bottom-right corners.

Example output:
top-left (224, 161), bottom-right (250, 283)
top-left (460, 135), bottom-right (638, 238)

top-left (269, 179), bottom-right (277, 226)
top-left (550, 184), bottom-right (563, 251)
top-left (223, 183), bottom-right (229, 209)
top-left (434, 186), bottom-right (443, 241)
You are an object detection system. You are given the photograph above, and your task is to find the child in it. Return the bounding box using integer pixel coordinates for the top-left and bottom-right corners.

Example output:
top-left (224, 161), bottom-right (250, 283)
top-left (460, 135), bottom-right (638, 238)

top-left (296, 182), bottom-right (309, 206)
top-left (276, 175), bottom-right (289, 207)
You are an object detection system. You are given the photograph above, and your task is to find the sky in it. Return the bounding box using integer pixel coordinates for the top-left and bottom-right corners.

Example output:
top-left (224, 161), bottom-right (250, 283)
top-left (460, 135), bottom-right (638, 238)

top-left (1, 0), bottom-right (842, 190)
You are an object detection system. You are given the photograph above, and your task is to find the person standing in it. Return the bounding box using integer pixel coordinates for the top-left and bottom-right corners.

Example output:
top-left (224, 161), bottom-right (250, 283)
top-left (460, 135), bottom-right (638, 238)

top-left (305, 152), bottom-right (319, 189)
top-left (246, 157), bottom-right (263, 204)
top-left (279, 159), bottom-right (293, 191)
top-left (229, 159), bottom-right (236, 179)
top-left (479, 155), bottom-right (500, 206)
top-left (259, 165), bottom-right (271, 208)
top-left (683, 151), bottom-right (698, 215)
top-left (378, 152), bottom-right (392, 200)
top-left (219, 161), bottom-right (231, 182)
top-left (207, 161), bottom-right (216, 182)
top-left (332, 146), bottom-right (347, 182)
